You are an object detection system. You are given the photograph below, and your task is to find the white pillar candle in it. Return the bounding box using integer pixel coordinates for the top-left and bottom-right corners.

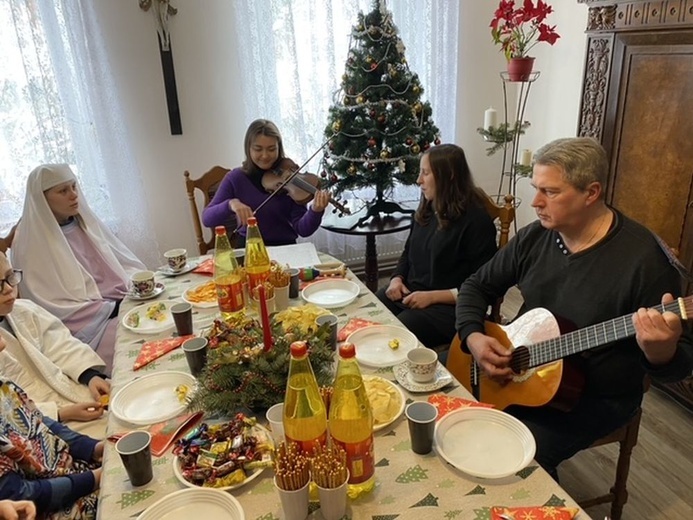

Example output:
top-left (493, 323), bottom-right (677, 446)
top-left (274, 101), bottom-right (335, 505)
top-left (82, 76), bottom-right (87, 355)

top-left (520, 149), bottom-right (532, 166)
top-left (484, 107), bottom-right (497, 130)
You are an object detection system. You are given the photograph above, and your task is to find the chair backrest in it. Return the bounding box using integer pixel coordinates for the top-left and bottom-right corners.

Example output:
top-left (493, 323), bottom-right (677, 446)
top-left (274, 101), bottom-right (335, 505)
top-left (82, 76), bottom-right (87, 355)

top-left (0, 222), bottom-right (19, 255)
top-left (184, 166), bottom-right (230, 255)
top-left (475, 188), bottom-right (515, 248)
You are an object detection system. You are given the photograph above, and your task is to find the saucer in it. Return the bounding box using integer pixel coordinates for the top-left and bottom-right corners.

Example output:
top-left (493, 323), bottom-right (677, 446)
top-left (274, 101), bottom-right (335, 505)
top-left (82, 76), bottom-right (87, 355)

top-left (127, 282), bottom-right (165, 301)
top-left (157, 262), bottom-right (199, 277)
top-left (393, 361), bottom-right (454, 393)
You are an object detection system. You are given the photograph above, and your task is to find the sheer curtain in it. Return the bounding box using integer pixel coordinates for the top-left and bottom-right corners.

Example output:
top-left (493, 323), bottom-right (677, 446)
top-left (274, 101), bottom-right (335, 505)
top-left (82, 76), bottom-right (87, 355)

top-left (232, 0), bottom-right (459, 263)
top-left (0, 0), bottom-right (159, 266)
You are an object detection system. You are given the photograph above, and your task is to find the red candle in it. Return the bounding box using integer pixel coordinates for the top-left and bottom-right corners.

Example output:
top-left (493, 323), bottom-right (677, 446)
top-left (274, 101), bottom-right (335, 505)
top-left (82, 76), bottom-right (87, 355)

top-left (258, 284), bottom-right (273, 351)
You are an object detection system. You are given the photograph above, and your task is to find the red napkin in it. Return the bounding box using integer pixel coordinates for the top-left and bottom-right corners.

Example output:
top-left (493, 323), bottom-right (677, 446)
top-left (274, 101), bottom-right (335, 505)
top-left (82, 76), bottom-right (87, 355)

top-left (192, 258), bottom-right (214, 275)
top-left (337, 317), bottom-right (379, 342)
top-left (490, 506), bottom-right (578, 519)
top-left (427, 393), bottom-right (494, 420)
top-left (133, 335), bottom-right (194, 370)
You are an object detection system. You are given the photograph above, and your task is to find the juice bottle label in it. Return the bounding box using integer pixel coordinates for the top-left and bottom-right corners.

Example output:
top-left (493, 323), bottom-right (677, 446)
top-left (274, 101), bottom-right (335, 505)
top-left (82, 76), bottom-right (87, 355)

top-left (216, 279), bottom-right (244, 312)
top-left (332, 436), bottom-right (375, 484)
top-left (285, 430), bottom-right (327, 455)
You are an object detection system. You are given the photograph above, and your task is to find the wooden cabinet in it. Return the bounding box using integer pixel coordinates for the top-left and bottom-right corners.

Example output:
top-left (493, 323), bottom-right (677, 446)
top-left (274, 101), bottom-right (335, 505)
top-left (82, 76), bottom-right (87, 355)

top-left (578, 0), bottom-right (693, 410)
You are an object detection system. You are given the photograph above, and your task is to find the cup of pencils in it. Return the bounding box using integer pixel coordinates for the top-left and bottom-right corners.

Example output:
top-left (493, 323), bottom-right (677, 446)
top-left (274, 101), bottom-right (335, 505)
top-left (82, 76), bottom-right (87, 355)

top-left (273, 442), bottom-right (310, 520)
top-left (311, 444), bottom-right (349, 520)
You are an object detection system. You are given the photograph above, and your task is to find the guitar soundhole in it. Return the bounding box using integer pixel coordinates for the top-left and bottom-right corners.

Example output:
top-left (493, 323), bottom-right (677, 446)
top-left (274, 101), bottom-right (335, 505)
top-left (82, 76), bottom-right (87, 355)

top-left (510, 346), bottom-right (530, 373)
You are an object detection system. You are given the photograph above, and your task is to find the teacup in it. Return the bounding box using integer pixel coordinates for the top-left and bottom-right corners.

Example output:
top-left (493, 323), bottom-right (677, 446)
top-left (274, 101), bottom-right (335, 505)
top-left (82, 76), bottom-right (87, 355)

top-left (164, 248), bottom-right (187, 272)
top-left (130, 271), bottom-right (156, 297)
top-left (407, 348), bottom-right (438, 383)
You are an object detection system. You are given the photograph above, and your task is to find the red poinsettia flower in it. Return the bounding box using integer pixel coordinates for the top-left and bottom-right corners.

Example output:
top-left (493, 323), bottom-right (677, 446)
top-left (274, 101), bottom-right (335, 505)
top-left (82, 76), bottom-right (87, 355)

top-left (490, 0), bottom-right (560, 60)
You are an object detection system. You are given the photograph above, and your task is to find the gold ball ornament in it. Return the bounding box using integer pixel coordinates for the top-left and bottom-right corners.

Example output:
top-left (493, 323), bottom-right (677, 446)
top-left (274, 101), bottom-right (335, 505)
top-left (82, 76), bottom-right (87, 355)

top-left (411, 144), bottom-right (421, 154)
top-left (356, 95), bottom-right (365, 104)
top-left (332, 121), bottom-right (342, 132)
top-left (347, 165), bottom-right (357, 175)
top-left (380, 149), bottom-right (390, 159)
top-left (343, 96), bottom-right (350, 106)
top-left (413, 85), bottom-right (421, 94)
top-left (414, 102), bottom-right (423, 113)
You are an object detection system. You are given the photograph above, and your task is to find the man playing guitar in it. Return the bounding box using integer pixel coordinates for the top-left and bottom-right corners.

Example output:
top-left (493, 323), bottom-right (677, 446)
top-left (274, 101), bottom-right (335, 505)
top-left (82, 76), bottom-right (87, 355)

top-left (455, 137), bottom-right (693, 479)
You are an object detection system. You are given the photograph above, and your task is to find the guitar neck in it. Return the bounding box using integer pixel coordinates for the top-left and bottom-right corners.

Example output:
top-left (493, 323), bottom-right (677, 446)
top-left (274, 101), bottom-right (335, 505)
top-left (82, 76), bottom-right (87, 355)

top-left (528, 297), bottom-right (690, 368)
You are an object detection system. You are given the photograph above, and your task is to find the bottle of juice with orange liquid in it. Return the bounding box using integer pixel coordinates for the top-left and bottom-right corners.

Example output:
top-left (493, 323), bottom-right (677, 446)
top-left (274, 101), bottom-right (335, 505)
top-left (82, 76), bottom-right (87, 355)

top-left (244, 216), bottom-right (271, 295)
top-left (213, 226), bottom-right (244, 320)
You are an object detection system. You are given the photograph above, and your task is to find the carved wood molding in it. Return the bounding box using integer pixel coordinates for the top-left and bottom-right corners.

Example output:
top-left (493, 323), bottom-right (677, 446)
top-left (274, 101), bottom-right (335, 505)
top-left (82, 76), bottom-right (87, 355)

top-left (578, 37), bottom-right (613, 139)
top-left (582, 1), bottom-right (693, 32)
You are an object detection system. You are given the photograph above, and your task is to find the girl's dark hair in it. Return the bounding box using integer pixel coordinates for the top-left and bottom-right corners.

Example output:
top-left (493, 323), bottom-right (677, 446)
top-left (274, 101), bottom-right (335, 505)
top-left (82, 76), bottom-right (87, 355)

top-left (414, 143), bottom-right (483, 229)
top-left (241, 119), bottom-right (286, 175)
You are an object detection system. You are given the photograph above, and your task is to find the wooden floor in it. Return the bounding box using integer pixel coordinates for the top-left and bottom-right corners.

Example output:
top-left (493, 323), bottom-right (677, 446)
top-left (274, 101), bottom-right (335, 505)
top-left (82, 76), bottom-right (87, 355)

top-left (501, 287), bottom-right (693, 520)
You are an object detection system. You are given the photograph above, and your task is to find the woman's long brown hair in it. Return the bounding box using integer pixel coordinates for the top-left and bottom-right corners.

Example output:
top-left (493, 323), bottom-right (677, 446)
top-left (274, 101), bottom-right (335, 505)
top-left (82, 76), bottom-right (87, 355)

top-left (242, 119), bottom-right (287, 176)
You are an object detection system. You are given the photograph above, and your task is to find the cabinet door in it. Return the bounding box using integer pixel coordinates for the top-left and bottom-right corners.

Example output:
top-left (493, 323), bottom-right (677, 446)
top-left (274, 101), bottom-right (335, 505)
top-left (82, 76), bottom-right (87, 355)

top-left (603, 31), bottom-right (693, 293)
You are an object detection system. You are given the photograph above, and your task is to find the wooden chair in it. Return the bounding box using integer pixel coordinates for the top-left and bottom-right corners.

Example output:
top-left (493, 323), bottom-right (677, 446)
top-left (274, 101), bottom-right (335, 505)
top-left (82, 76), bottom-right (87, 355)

top-left (0, 222), bottom-right (18, 254)
top-left (184, 166), bottom-right (231, 255)
top-left (475, 188), bottom-right (515, 321)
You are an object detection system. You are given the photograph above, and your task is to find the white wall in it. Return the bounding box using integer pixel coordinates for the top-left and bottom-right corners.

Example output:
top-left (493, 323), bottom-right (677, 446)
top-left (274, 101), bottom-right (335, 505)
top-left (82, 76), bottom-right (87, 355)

top-left (91, 1), bottom-right (590, 257)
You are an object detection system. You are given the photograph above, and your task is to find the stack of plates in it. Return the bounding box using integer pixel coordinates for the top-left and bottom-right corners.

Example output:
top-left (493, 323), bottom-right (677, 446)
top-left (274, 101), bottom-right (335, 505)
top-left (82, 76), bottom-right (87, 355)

top-left (137, 488), bottom-right (245, 519)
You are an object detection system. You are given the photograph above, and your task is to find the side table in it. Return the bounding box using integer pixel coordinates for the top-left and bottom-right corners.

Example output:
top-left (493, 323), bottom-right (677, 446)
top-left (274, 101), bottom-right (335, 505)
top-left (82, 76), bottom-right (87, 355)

top-left (322, 214), bottom-right (412, 292)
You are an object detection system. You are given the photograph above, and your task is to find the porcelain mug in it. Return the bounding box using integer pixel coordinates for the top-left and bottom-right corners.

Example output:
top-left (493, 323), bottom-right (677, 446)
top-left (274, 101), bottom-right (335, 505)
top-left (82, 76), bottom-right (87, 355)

top-left (130, 271), bottom-right (156, 297)
top-left (164, 248), bottom-right (187, 272)
top-left (407, 348), bottom-right (438, 383)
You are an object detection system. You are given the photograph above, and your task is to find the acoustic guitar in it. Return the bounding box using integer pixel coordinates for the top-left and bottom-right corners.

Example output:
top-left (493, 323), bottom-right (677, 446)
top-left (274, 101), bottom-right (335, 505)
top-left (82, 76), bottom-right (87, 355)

top-left (447, 296), bottom-right (692, 411)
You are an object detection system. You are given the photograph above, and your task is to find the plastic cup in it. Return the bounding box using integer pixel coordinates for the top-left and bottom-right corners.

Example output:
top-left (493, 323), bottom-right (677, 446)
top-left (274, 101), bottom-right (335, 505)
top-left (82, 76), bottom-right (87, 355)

top-left (288, 268), bottom-right (300, 299)
top-left (115, 431), bottom-right (153, 487)
top-left (406, 401), bottom-right (438, 455)
top-left (265, 403), bottom-right (285, 445)
top-left (317, 470), bottom-right (349, 520)
top-left (274, 476), bottom-right (309, 520)
top-left (182, 336), bottom-right (208, 377)
top-left (315, 314), bottom-right (338, 350)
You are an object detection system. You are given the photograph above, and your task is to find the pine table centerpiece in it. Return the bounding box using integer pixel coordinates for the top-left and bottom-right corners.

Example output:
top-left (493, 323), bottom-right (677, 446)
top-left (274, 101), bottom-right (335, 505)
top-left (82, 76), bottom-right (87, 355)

top-left (186, 315), bottom-right (335, 414)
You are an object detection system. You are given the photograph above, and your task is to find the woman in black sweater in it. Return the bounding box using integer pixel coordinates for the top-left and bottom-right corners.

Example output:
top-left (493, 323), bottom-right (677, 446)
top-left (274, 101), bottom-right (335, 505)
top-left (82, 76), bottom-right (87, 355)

top-left (376, 144), bottom-right (497, 350)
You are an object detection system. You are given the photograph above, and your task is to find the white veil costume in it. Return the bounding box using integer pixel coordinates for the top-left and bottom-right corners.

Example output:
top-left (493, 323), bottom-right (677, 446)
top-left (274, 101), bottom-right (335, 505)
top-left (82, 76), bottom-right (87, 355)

top-left (11, 164), bottom-right (146, 330)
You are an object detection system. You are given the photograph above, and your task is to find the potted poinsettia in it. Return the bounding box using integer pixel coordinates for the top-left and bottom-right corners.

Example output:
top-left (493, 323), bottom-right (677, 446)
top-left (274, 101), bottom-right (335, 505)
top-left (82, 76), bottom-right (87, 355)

top-left (491, 0), bottom-right (560, 81)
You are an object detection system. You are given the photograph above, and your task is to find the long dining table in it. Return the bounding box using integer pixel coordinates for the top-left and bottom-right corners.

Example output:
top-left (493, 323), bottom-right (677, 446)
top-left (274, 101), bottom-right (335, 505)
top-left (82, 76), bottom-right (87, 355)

top-left (96, 254), bottom-right (589, 520)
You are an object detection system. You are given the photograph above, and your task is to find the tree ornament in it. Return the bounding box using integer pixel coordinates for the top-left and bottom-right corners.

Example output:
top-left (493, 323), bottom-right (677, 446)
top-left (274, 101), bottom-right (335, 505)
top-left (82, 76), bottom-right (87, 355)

top-left (343, 96), bottom-right (350, 106)
top-left (347, 165), bottom-right (357, 175)
top-left (332, 121), bottom-right (342, 132)
top-left (321, 170), bottom-right (327, 178)
top-left (356, 95), bottom-right (365, 104)
top-left (368, 162), bottom-right (376, 170)
top-left (423, 142), bottom-right (430, 150)
top-left (380, 149), bottom-right (390, 159)
top-left (342, 74), bottom-right (348, 82)
top-left (401, 58), bottom-right (407, 65)
top-left (377, 114), bottom-right (386, 125)
top-left (406, 137), bottom-right (413, 145)
top-left (331, 173), bottom-right (339, 182)
top-left (368, 138), bottom-right (377, 147)
top-left (411, 144), bottom-right (421, 154)
top-left (414, 102), bottom-right (423, 113)
top-left (370, 62), bottom-right (378, 71)
top-left (366, 55), bottom-right (374, 63)
top-left (413, 85), bottom-right (421, 94)
top-left (434, 137), bottom-right (441, 145)
top-left (380, 74), bottom-right (389, 83)
top-left (369, 109), bottom-right (376, 118)
top-left (357, 24), bottom-right (364, 31)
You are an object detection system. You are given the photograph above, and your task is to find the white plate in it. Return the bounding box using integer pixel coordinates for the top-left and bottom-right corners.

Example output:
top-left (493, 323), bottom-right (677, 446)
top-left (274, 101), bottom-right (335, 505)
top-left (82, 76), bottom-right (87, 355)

top-left (111, 371), bottom-right (196, 426)
top-left (363, 375), bottom-right (406, 432)
top-left (173, 423), bottom-right (273, 491)
top-left (157, 262), bottom-right (199, 277)
top-left (182, 281), bottom-right (218, 308)
top-left (434, 407), bottom-right (536, 479)
top-left (127, 282), bottom-right (166, 301)
top-left (393, 361), bottom-right (454, 393)
top-left (121, 301), bottom-right (175, 334)
top-left (348, 325), bottom-right (418, 367)
top-left (137, 488), bottom-right (245, 520)
top-left (301, 279), bottom-right (360, 309)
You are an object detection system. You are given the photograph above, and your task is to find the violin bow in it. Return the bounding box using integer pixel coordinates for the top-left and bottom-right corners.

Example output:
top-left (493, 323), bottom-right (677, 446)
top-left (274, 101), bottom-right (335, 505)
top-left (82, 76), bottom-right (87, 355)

top-left (232, 137), bottom-right (333, 234)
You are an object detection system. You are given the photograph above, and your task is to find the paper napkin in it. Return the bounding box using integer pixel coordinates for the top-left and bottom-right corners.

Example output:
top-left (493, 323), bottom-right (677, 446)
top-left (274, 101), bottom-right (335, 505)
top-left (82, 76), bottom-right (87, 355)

top-left (427, 393), bottom-right (494, 420)
top-left (337, 317), bottom-right (379, 342)
top-left (192, 257), bottom-right (214, 275)
top-left (133, 335), bottom-right (194, 370)
top-left (490, 506), bottom-right (578, 519)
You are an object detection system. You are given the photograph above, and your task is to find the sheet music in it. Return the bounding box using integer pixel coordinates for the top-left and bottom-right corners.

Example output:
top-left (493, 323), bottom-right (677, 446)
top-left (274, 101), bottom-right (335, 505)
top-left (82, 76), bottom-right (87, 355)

top-left (267, 242), bottom-right (321, 268)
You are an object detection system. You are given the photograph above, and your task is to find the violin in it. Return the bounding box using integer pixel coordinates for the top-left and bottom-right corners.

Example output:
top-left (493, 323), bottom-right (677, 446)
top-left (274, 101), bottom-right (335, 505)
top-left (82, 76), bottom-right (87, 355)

top-left (261, 158), bottom-right (351, 216)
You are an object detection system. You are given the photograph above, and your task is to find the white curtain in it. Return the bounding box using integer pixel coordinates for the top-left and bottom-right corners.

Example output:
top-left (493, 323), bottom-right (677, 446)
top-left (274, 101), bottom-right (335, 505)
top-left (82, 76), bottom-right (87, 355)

top-left (232, 0), bottom-right (459, 263)
top-left (0, 0), bottom-right (159, 267)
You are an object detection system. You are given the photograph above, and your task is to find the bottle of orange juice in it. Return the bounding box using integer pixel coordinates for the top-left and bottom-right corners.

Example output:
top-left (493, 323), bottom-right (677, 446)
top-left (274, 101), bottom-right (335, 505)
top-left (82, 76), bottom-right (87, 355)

top-left (213, 226), bottom-right (244, 320)
top-left (244, 216), bottom-right (271, 294)
top-left (329, 342), bottom-right (375, 496)
top-left (283, 341), bottom-right (328, 454)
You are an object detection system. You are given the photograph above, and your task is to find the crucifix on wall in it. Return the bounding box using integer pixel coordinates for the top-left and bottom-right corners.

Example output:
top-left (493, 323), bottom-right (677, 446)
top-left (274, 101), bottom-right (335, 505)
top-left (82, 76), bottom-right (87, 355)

top-left (139, 0), bottom-right (182, 135)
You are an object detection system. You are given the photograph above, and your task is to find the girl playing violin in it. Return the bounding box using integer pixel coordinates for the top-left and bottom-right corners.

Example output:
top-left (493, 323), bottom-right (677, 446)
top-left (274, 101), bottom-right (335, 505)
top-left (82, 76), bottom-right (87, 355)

top-left (202, 119), bottom-right (330, 246)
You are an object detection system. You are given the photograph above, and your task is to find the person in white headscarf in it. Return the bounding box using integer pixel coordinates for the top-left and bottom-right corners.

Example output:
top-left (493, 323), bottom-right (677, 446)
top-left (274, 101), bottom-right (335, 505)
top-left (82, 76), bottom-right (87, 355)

top-left (11, 164), bottom-right (146, 370)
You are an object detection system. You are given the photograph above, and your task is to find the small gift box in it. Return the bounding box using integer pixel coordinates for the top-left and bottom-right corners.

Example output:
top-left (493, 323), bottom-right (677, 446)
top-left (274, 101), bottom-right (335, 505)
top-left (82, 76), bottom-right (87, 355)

top-left (490, 506), bottom-right (578, 520)
top-left (427, 393), bottom-right (494, 420)
top-left (133, 335), bottom-right (194, 370)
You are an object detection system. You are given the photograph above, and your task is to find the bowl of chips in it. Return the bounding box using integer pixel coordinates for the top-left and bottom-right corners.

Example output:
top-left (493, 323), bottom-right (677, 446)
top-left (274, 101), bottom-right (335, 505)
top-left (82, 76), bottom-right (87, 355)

top-left (363, 375), bottom-right (405, 432)
top-left (273, 303), bottom-right (330, 333)
top-left (183, 281), bottom-right (218, 308)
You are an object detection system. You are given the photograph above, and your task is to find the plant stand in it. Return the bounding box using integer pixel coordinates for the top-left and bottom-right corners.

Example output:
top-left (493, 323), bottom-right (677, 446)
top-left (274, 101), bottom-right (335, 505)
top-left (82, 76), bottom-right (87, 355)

top-left (495, 71), bottom-right (540, 208)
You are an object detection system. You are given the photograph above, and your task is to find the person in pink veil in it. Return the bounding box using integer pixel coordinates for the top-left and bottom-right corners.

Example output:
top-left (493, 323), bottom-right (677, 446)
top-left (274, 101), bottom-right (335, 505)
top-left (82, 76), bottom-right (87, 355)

top-left (11, 165), bottom-right (146, 370)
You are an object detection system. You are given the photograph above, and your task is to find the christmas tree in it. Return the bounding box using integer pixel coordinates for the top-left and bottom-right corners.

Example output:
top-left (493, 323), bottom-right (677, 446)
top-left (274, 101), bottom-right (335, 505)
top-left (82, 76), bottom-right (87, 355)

top-left (321, 0), bottom-right (440, 220)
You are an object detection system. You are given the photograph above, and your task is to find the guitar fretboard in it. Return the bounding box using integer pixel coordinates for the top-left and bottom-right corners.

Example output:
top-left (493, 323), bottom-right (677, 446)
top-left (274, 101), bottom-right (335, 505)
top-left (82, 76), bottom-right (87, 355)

top-left (527, 297), bottom-right (690, 368)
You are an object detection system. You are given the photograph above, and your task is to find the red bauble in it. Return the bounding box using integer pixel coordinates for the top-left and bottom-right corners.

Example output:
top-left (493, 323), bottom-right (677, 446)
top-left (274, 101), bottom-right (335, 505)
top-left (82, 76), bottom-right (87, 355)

top-left (370, 63), bottom-right (377, 71)
top-left (423, 142), bottom-right (430, 150)
top-left (377, 115), bottom-right (386, 124)
top-left (369, 109), bottom-right (376, 118)
top-left (405, 137), bottom-right (413, 145)
top-left (368, 138), bottom-right (377, 147)
top-left (320, 170), bottom-right (327, 178)
top-left (434, 138), bottom-right (441, 145)
top-left (330, 174), bottom-right (339, 183)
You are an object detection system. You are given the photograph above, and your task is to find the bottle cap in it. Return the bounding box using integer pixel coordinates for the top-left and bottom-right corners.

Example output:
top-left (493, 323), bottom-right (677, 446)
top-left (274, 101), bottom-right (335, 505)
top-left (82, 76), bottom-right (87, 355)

top-left (214, 226), bottom-right (226, 235)
top-left (339, 343), bottom-right (356, 359)
top-left (290, 341), bottom-right (308, 357)
top-left (247, 217), bottom-right (257, 226)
